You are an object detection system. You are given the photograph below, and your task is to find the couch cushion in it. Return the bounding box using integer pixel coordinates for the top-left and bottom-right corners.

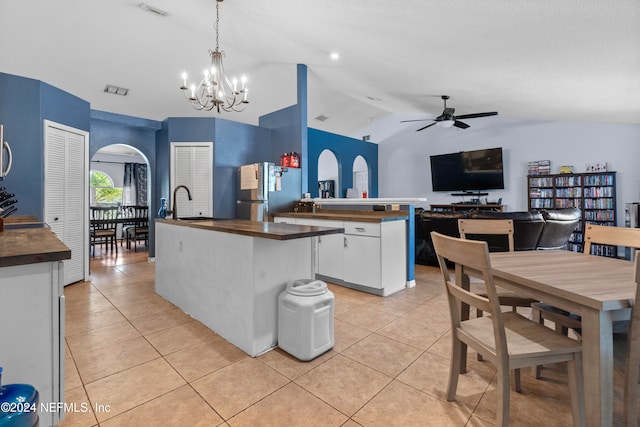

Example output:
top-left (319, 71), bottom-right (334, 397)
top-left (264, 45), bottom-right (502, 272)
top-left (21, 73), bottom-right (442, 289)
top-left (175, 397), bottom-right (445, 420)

top-left (468, 210), bottom-right (545, 251)
top-left (537, 208), bottom-right (581, 250)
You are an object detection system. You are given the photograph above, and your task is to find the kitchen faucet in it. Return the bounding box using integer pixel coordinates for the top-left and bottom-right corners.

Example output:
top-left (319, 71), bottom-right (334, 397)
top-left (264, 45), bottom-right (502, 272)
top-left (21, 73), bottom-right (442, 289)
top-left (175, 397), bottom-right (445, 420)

top-left (168, 185), bottom-right (192, 220)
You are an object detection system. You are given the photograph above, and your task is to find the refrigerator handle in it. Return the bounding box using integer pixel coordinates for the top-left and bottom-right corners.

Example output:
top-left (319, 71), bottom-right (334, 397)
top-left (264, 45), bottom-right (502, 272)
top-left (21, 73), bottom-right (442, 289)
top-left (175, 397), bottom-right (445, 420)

top-left (2, 140), bottom-right (12, 177)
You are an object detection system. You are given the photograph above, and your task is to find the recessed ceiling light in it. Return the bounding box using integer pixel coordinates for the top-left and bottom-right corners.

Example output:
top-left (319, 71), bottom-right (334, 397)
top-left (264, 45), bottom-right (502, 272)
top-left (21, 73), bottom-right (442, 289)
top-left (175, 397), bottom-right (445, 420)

top-left (330, 52), bottom-right (340, 61)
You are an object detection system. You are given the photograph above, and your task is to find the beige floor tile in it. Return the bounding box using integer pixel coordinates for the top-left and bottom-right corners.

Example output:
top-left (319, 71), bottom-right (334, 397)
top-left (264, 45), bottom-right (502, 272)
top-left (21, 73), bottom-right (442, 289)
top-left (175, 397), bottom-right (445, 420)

top-left (115, 297), bottom-right (177, 320)
top-left (56, 386), bottom-right (97, 427)
top-left (333, 296), bottom-right (368, 317)
top-left (228, 382), bottom-right (347, 427)
top-left (65, 291), bottom-right (114, 317)
top-left (65, 356), bottom-right (82, 391)
top-left (191, 357), bottom-right (289, 420)
top-left (335, 303), bottom-right (398, 332)
top-left (332, 318), bottom-right (371, 353)
top-left (364, 296), bottom-right (421, 317)
top-left (397, 351), bottom-right (494, 415)
top-left (73, 336), bottom-right (161, 384)
top-left (128, 306), bottom-right (193, 335)
top-left (144, 319), bottom-right (217, 355)
top-left (295, 354), bottom-right (392, 416)
top-left (84, 358), bottom-right (185, 423)
top-left (66, 321), bottom-right (141, 355)
top-left (65, 307), bottom-right (127, 337)
top-left (258, 347), bottom-right (335, 380)
top-left (352, 380), bottom-right (471, 427)
top-left (100, 385), bottom-right (223, 427)
top-left (474, 364), bottom-right (576, 426)
top-left (341, 333), bottom-right (423, 378)
top-left (376, 314), bottom-right (447, 350)
top-left (165, 335), bottom-right (248, 382)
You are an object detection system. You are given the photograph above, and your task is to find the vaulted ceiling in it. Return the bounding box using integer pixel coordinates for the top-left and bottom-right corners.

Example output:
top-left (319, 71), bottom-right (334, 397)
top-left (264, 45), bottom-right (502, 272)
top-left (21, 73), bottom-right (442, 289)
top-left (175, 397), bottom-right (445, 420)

top-left (2, 0), bottom-right (639, 137)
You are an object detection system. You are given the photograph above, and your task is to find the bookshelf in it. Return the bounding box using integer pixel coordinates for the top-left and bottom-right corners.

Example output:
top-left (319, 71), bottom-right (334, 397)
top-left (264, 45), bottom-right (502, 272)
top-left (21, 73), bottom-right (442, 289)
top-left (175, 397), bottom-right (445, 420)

top-left (528, 171), bottom-right (617, 256)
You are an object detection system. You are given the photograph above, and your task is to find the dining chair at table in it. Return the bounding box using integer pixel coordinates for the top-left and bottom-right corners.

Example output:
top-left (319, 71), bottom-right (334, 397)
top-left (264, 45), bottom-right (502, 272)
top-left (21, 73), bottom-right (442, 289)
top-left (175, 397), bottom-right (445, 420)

top-left (611, 251), bottom-right (640, 427)
top-left (533, 224), bottom-right (640, 337)
top-left (125, 205), bottom-right (149, 252)
top-left (458, 219), bottom-right (540, 390)
top-left (90, 206), bottom-right (119, 256)
top-left (118, 205), bottom-right (136, 247)
top-left (431, 231), bottom-right (585, 427)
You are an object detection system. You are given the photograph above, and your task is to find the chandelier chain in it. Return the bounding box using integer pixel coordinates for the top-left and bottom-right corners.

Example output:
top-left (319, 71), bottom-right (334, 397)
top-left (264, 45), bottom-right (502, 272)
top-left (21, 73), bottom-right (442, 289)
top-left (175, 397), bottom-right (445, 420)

top-left (215, 1), bottom-right (220, 52)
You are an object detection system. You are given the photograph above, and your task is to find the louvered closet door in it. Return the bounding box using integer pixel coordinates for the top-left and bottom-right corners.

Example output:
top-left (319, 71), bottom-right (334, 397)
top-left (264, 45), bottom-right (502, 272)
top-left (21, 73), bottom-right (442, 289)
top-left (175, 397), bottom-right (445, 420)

top-left (171, 143), bottom-right (212, 218)
top-left (44, 121), bottom-right (88, 285)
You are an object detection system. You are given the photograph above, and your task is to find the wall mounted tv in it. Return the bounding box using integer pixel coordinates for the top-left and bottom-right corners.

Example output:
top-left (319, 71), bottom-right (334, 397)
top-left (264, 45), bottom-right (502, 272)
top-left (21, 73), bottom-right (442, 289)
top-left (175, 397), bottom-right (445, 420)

top-left (430, 147), bottom-right (504, 192)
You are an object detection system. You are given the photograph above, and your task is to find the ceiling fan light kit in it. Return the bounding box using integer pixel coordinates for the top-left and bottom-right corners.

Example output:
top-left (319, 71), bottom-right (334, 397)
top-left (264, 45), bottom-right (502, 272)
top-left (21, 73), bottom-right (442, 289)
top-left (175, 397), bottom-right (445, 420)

top-left (180, 0), bottom-right (248, 113)
top-left (402, 95), bottom-right (497, 131)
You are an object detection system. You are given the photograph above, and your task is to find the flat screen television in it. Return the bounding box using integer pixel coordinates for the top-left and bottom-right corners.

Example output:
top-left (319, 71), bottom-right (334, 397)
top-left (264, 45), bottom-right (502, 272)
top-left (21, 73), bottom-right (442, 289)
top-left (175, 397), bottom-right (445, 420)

top-left (430, 147), bottom-right (504, 192)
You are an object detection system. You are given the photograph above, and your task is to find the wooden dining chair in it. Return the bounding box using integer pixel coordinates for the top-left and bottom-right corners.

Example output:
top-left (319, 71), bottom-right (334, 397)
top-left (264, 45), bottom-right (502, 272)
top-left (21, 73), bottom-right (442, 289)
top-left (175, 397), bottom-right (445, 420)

top-left (90, 206), bottom-right (119, 256)
top-left (458, 219), bottom-right (539, 389)
top-left (431, 231), bottom-right (585, 427)
top-left (612, 251), bottom-right (640, 427)
top-left (533, 224), bottom-right (640, 337)
top-left (126, 206), bottom-right (149, 251)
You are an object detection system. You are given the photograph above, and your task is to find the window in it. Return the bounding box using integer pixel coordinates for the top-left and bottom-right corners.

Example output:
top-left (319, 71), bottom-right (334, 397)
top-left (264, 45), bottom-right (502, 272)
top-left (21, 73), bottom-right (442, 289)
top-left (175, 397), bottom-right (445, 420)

top-left (90, 170), bottom-right (123, 205)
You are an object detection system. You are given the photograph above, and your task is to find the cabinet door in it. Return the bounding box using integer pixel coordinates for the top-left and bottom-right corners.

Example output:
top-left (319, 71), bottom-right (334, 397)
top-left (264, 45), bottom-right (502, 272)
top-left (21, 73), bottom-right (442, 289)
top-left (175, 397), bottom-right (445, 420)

top-left (344, 235), bottom-right (381, 288)
top-left (318, 233), bottom-right (344, 279)
top-left (296, 218), bottom-right (344, 279)
top-left (171, 143), bottom-right (213, 217)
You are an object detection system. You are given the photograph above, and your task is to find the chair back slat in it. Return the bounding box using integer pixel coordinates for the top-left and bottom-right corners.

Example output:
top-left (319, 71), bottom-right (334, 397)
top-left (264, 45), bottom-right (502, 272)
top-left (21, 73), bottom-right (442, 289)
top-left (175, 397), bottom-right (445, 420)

top-left (584, 224), bottom-right (640, 255)
top-left (458, 219), bottom-right (514, 252)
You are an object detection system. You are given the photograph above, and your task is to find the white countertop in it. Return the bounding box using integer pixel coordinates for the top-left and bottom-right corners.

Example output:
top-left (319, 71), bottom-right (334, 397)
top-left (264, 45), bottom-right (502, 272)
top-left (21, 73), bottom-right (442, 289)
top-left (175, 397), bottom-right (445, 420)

top-left (306, 197), bottom-right (426, 205)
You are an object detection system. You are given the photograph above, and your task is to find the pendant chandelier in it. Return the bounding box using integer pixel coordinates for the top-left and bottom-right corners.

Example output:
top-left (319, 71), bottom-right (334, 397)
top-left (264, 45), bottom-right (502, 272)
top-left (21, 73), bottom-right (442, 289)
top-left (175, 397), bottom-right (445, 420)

top-left (180, 0), bottom-right (248, 113)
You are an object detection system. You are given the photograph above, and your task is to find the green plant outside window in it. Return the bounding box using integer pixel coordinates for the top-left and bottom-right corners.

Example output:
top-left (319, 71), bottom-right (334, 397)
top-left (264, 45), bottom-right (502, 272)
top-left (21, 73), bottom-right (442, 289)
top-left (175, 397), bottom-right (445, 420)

top-left (90, 170), bottom-right (123, 204)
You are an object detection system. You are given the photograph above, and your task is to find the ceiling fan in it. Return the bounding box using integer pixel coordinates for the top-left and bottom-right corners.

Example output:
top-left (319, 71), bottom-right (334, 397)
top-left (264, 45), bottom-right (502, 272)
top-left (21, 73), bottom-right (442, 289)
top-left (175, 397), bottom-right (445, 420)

top-left (402, 95), bottom-right (498, 131)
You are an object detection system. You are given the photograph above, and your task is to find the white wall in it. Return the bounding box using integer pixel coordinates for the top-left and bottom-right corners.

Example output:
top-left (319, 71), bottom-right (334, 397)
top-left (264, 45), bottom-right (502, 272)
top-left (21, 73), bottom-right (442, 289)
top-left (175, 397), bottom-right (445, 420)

top-left (356, 115), bottom-right (640, 225)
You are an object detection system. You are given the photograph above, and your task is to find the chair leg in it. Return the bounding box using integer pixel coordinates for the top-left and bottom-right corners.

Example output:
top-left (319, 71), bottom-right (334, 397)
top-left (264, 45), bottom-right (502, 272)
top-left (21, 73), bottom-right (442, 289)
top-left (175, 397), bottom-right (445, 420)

top-left (496, 364), bottom-right (510, 427)
top-left (447, 337), bottom-right (462, 401)
top-left (477, 308), bottom-right (484, 362)
top-left (567, 355), bottom-right (585, 427)
top-left (512, 368), bottom-right (522, 393)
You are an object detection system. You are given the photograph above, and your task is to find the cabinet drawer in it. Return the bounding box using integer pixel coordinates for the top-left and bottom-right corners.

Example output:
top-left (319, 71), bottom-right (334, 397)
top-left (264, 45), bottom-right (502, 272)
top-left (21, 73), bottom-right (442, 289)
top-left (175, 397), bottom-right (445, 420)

top-left (296, 218), bottom-right (343, 228)
top-left (344, 221), bottom-right (380, 237)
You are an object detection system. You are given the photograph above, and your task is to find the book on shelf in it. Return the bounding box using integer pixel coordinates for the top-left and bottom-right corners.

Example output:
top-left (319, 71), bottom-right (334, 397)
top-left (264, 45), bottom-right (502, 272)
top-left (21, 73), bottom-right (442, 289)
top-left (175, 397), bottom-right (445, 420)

top-left (527, 160), bottom-right (551, 175)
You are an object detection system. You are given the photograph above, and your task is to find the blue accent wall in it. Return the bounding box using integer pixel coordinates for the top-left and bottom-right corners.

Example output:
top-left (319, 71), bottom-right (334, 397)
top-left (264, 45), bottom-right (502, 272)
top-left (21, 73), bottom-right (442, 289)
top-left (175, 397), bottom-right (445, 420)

top-left (307, 127), bottom-right (379, 198)
top-left (157, 117), bottom-right (271, 220)
top-left (90, 110), bottom-right (161, 255)
top-left (0, 73), bottom-right (90, 219)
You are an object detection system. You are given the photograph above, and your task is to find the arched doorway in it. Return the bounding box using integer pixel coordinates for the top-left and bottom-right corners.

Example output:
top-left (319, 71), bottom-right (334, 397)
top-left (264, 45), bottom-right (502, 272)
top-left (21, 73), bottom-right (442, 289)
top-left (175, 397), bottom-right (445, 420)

top-left (90, 144), bottom-right (151, 258)
top-left (317, 149), bottom-right (339, 198)
top-left (353, 155), bottom-right (369, 198)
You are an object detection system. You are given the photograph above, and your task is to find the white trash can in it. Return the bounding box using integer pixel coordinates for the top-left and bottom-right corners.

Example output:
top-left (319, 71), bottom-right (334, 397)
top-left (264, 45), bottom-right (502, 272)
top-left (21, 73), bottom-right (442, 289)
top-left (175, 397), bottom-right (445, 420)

top-left (278, 279), bottom-right (334, 361)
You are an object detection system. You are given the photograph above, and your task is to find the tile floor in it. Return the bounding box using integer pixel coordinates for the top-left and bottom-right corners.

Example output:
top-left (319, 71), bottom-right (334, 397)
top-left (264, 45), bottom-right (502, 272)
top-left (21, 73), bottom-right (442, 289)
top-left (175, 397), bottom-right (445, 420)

top-left (59, 249), bottom-right (631, 426)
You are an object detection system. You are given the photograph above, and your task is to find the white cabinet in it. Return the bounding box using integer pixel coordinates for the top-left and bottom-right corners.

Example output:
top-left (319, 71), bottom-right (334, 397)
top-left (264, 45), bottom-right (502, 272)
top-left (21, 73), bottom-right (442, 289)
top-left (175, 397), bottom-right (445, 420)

top-left (274, 216), bottom-right (407, 296)
top-left (344, 234), bottom-right (381, 288)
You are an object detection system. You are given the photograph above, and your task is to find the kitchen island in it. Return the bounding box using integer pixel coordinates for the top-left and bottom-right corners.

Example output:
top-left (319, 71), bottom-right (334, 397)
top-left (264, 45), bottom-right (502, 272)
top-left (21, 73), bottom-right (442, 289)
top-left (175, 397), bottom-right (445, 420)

top-left (154, 219), bottom-right (343, 357)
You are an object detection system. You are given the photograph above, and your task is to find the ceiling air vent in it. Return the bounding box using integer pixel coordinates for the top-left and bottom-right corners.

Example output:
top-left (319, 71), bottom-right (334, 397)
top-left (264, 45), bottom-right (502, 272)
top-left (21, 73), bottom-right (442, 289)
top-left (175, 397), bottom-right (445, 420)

top-left (104, 85), bottom-right (129, 96)
top-left (315, 115), bottom-right (329, 122)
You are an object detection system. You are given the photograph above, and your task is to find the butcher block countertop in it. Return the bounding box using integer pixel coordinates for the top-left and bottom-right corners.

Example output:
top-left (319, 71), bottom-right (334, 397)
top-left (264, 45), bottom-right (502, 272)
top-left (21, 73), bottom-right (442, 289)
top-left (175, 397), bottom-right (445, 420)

top-left (156, 218), bottom-right (344, 241)
top-left (0, 226), bottom-right (71, 267)
top-left (274, 209), bottom-right (408, 222)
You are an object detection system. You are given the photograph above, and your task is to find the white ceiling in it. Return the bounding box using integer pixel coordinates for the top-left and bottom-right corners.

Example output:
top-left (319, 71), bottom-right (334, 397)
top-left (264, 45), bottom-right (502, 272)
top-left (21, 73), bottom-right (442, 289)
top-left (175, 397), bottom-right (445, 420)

top-left (2, 0), bottom-right (639, 137)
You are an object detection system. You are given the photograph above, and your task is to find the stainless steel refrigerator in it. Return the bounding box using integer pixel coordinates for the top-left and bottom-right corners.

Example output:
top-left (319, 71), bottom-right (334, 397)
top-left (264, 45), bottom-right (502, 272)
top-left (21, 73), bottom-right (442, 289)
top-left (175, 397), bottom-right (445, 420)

top-left (237, 162), bottom-right (301, 221)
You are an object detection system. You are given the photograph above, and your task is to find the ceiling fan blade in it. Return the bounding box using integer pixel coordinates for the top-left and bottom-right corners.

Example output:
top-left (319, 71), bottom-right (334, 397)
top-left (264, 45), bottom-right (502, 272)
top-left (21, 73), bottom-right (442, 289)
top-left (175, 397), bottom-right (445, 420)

top-left (400, 119), bottom-right (433, 123)
top-left (455, 111), bottom-right (498, 120)
top-left (453, 121), bottom-right (470, 129)
top-left (416, 122), bottom-right (437, 132)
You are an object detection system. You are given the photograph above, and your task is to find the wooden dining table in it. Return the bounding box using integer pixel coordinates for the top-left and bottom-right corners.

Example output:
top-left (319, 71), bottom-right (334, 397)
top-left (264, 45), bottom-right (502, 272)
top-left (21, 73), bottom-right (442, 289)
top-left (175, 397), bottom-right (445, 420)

top-left (482, 250), bottom-right (635, 427)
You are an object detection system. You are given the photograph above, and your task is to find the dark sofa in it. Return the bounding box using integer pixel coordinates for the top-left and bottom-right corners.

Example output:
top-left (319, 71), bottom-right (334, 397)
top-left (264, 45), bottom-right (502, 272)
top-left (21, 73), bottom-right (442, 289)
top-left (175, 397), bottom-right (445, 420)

top-left (415, 207), bottom-right (581, 265)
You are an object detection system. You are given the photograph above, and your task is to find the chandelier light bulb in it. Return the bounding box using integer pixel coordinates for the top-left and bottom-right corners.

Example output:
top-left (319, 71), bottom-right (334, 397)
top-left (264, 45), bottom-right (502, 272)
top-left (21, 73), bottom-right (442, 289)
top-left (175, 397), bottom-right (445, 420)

top-left (181, 72), bottom-right (187, 89)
